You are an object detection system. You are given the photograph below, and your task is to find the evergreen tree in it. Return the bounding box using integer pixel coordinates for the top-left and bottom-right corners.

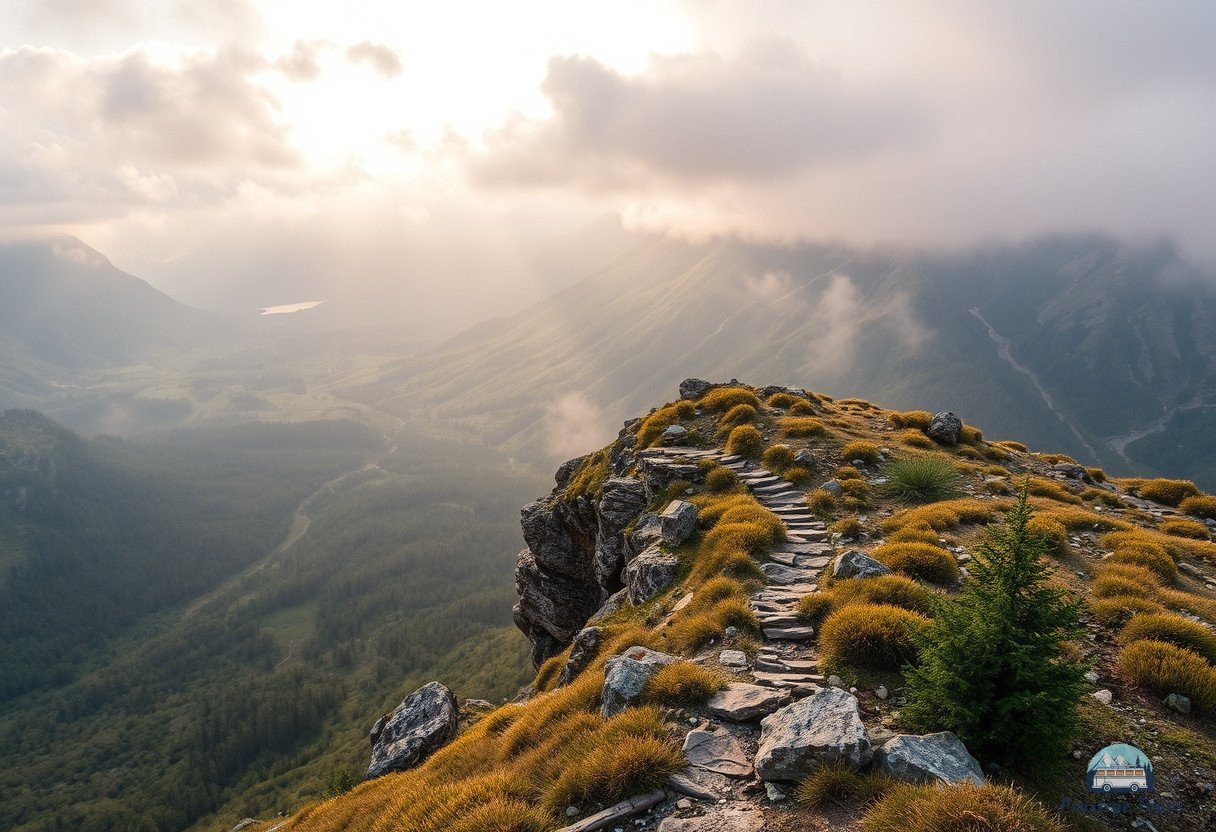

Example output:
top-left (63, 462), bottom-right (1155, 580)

top-left (902, 487), bottom-right (1088, 767)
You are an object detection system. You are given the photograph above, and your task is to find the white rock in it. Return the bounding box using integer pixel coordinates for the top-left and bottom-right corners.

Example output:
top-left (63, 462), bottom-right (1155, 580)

top-left (1092, 689), bottom-right (1113, 705)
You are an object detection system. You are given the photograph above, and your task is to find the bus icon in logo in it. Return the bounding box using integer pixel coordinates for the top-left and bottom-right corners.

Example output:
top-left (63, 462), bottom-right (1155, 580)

top-left (1087, 743), bottom-right (1153, 793)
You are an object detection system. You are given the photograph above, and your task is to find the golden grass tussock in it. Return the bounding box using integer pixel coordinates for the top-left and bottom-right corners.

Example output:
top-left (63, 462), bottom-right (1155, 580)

top-left (1120, 477), bottom-right (1202, 507)
top-left (880, 498), bottom-right (1009, 535)
top-left (780, 416), bottom-right (828, 438)
top-left (898, 430), bottom-right (935, 449)
top-left (872, 542), bottom-right (959, 584)
top-left (1160, 517), bottom-right (1211, 540)
top-left (840, 440), bottom-right (881, 464)
top-left (887, 411), bottom-right (933, 430)
top-left (533, 652), bottom-right (567, 693)
top-left (784, 464), bottom-right (814, 485)
top-left (806, 488), bottom-right (837, 518)
top-left (761, 443), bottom-right (795, 472)
top-left (1093, 573), bottom-right (1156, 600)
top-left (1030, 502), bottom-right (1130, 532)
top-left (835, 465), bottom-right (863, 481)
top-left (1118, 639), bottom-right (1216, 712)
top-left (1120, 612), bottom-right (1216, 664)
top-left (564, 450), bottom-right (610, 498)
top-left (716, 403), bottom-right (759, 435)
top-left (1086, 467), bottom-right (1107, 483)
top-left (767, 392), bottom-right (800, 409)
top-left (642, 662), bottom-right (725, 705)
top-left (724, 424), bottom-right (763, 458)
top-left (1180, 495), bottom-right (1216, 520)
top-left (1110, 544), bottom-right (1178, 582)
top-left (699, 386), bottom-right (761, 413)
top-left (1157, 588), bottom-right (1216, 624)
top-left (819, 603), bottom-right (930, 670)
top-left (831, 574), bottom-right (937, 614)
top-left (797, 764), bottom-right (894, 808)
top-left (1089, 596), bottom-right (1166, 627)
top-left (887, 526), bottom-right (946, 546)
top-left (636, 401), bottom-right (696, 447)
top-left (999, 440), bottom-right (1029, 452)
top-left (861, 782), bottom-right (1064, 832)
top-left (705, 465), bottom-right (740, 493)
top-left (1025, 477), bottom-right (1082, 505)
top-left (830, 516), bottom-right (864, 539)
top-left (958, 425), bottom-right (984, 446)
top-left (788, 399), bottom-right (817, 417)
top-left (1025, 516), bottom-right (1068, 556)
top-left (1096, 563), bottom-right (1162, 590)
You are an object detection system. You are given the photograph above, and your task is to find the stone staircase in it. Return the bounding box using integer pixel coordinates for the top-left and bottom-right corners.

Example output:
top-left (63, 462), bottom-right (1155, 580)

top-left (638, 445), bottom-right (833, 697)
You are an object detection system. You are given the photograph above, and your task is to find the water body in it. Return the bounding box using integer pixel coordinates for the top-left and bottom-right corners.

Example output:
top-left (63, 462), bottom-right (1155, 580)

top-left (259, 300), bottom-right (325, 316)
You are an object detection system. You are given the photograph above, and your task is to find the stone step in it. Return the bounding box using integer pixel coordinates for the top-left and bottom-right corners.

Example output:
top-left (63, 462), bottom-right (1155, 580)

top-left (757, 616), bottom-right (804, 628)
top-left (718, 455), bottom-right (742, 463)
top-left (753, 658), bottom-right (788, 673)
top-left (777, 658), bottom-right (820, 672)
top-left (762, 626), bottom-right (817, 641)
top-left (760, 493), bottom-right (807, 504)
top-left (773, 542), bottom-right (833, 555)
top-left (760, 563), bottom-right (820, 585)
top-left (753, 670), bottom-right (826, 685)
top-left (784, 521), bottom-right (827, 530)
top-left (754, 483), bottom-right (798, 495)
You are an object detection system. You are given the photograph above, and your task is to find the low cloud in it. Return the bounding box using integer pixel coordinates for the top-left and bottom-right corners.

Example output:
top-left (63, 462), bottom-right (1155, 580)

top-left (804, 273), bottom-right (928, 374)
top-left (544, 392), bottom-right (613, 460)
top-left (345, 41), bottom-right (403, 79)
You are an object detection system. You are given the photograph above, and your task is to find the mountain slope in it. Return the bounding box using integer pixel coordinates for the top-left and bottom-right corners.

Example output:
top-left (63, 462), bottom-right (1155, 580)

top-left (347, 234), bottom-right (1216, 485)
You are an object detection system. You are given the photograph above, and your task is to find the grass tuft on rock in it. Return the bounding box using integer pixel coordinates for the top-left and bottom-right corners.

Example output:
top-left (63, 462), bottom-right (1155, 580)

top-left (642, 663), bottom-right (725, 705)
top-left (1118, 639), bottom-right (1216, 711)
top-left (724, 424), bottom-right (763, 458)
top-left (797, 764), bottom-right (894, 809)
top-left (882, 456), bottom-right (961, 504)
top-left (872, 542), bottom-right (959, 584)
top-left (840, 440), bottom-right (880, 465)
top-left (818, 603), bottom-right (930, 671)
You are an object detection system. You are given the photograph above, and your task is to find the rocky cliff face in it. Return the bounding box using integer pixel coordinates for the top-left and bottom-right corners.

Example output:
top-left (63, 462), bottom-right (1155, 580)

top-left (513, 414), bottom-right (710, 666)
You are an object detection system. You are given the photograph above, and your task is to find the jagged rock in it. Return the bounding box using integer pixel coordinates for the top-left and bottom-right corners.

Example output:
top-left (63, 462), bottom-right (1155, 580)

top-left (463, 699), bottom-right (494, 711)
top-left (602, 646), bottom-right (678, 717)
top-left (588, 588), bottom-right (628, 623)
top-left (832, 550), bottom-right (890, 580)
top-left (366, 682), bottom-right (458, 779)
top-left (927, 411), bottom-right (963, 446)
top-left (793, 449), bottom-right (817, 467)
top-left (658, 805), bottom-right (766, 832)
top-left (1052, 462), bottom-right (1089, 481)
top-left (667, 767), bottom-right (732, 801)
top-left (755, 687), bottom-right (872, 781)
top-left (514, 547), bottom-right (601, 667)
top-left (706, 683), bottom-right (789, 721)
top-left (1165, 693), bottom-right (1192, 714)
top-left (717, 649), bottom-right (748, 669)
top-left (660, 500), bottom-right (699, 546)
top-left (682, 728), bottom-right (753, 776)
top-left (876, 731), bottom-right (985, 785)
top-left (557, 627), bottom-right (602, 687)
top-left (663, 424), bottom-right (688, 440)
top-left (555, 454), bottom-right (589, 489)
top-left (821, 479), bottom-right (843, 498)
top-left (369, 714), bottom-right (388, 746)
top-left (680, 378), bottom-right (715, 400)
top-left (627, 512), bottom-right (663, 558)
top-left (595, 478), bottom-right (648, 591)
top-left (625, 545), bottom-right (679, 605)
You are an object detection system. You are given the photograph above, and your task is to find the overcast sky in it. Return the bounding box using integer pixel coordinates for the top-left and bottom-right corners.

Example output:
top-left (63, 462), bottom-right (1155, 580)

top-left (4, 0), bottom-right (1214, 266)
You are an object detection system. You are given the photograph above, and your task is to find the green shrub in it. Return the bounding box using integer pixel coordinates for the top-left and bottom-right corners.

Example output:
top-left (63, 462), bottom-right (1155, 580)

top-left (781, 417), bottom-right (827, 438)
top-left (761, 443), bottom-right (795, 472)
top-left (873, 542), bottom-right (959, 584)
top-left (901, 491), bottom-right (1087, 767)
top-left (862, 782), bottom-right (1064, 832)
top-left (1180, 495), bottom-right (1216, 520)
top-left (717, 403), bottom-right (759, 435)
top-left (832, 575), bottom-right (936, 614)
top-left (699, 387), bottom-right (761, 413)
top-left (819, 603), bottom-right (930, 670)
top-left (1026, 516), bottom-right (1068, 556)
top-left (643, 663), bottom-right (725, 705)
top-left (1160, 517), bottom-right (1210, 540)
top-left (797, 764), bottom-right (893, 808)
top-left (724, 424), bottom-right (763, 458)
top-left (1121, 612), bottom-right (1216, 663)
top-left (841, 440), bottom-right (880, 464)
top-left (883, 457), bottom-right (961, 504)
top-left (1119, 640), bottom-right (1216, 711)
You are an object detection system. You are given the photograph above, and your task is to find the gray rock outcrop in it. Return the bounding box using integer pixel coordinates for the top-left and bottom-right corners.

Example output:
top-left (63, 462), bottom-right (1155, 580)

top-left (831, 550), bottom-right (890, 580)
top-left (755, 687), bottom-right (872, 781)
top-left (594, 478), bottom-right (648, 590)
top-left (602, 646), bottom-right (678, 717)
top-left (557, 626), bottom-right (602, 687)
top-left (366, 682), bottom-right (458, 779)
top-left (627, 512), bottom-right (663, 558)
top-left (625, 545), bottom-right (680, 605)
top-left (927, 411), bottom-right (963, 446)
top-left (682, 728), bottom-right (752, 777)
top-left (660, 500), bottom-right (699, 546)
top-left (706, 683), bottom-right (790, 722)
top-left (680, 378), bottom-right (715, 400)
top-left (876, 731), bottom-right (984, 785)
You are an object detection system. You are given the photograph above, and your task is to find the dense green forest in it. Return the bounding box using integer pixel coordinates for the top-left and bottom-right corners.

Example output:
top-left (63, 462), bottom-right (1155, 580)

top-left (0, 413), bottom-right (537, 832)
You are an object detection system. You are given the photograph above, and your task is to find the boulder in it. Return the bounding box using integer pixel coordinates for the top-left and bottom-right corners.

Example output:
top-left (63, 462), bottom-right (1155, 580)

top-left (366, 682), bottom-right (458, 779)
top-left (557, 626), bottom-right (602, 687)
top-left (594, 477), bottom-right (648, 591)
top-left (876, 731), bottom-right (985, 785)
top-left (625, 546), bottom-right (680, 605)
top-left (926, 411), bottom-right (963, 446)
top-left (1165, 693), bottom-right (1192, 714)
top-left (755, 687), bottom-right (872, 781)
top-left (706, 683), bottom-right (789, 721)
top-left (680, 378), bottom-right (715, 400)
top-left (660, 500), bottom-right (700, 546)
top-left (658, 805), bottom-right (766, 832)
top-left (663, 424), bottom-right (688, 440)
top-left (588, 588), bottom-right (628, 623)
top-left (831, 550), bottom-right (890, 581)
top-left (555, 454), bottom-right (589, 489)
top-left (1093, 689), bottom-right (1113, 705)
top-left (793, 449), bottom-right (817, 467)
top-left (717, 649), bottom-right (748, 669)
top-left (602, 646), bottom-right (679, 717)
top-left (1052, 462), bottom-right (1089, 481)
top-left (627, 512), bottom-right (663, 558)
top-left (821, 479), bottom-right (844, 498)
top-left (368, 714), bottom-right (388, 746)
top-left (514, 548), bottom-right (601, 667)
top-left (682, 728), bottom-right (752, 777)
